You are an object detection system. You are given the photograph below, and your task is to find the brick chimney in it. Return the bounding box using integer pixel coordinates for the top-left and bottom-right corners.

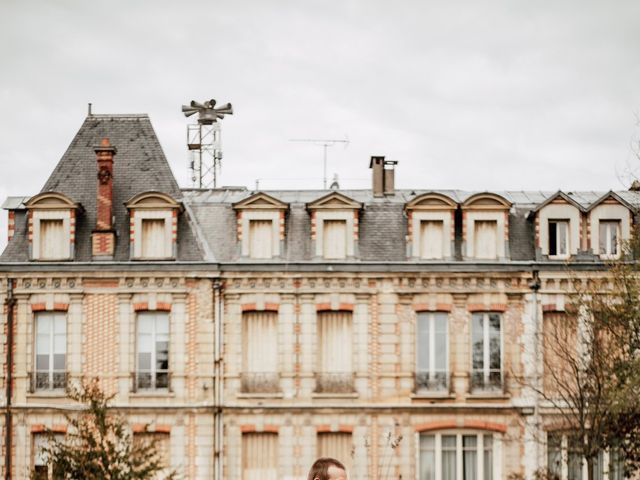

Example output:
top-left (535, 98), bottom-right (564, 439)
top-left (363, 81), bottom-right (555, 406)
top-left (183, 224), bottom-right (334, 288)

top-left (91, 138), bottom-right (117, 258)
top-left (369, 156), bottom-right (398, 197)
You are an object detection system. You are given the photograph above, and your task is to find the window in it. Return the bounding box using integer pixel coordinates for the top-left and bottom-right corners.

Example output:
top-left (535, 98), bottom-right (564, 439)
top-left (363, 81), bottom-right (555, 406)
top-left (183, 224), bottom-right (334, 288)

top-left (549, 220), bottom-right (569, 257)
top-left (416, 312), bottom-right (448, 392)
top-left (243, 432), bottom-right (277, 480)
top-left (420, 432), bottom-right (495, 480)
top-left (547, 433), bottom-right (624, 480)
top-left (39, 219), bottom-right (67, 260)
top-left (317, 432), bottom-right (353, 472)
top-left (33, 433), bottom-right (64, 480)
top-left (316, 311), bottom-right (353, 393)
top-left (249, 219), bottom-right (274, 259)
top-left (34, 312), bottom-right (66, 391)
top-left (471, 313), bottom-right (502, 392)
top-left (323, 220), bottom-right (347, 259)
top-left (133, 432), bottom-right (171, 473)
top-left (242, 311), bottom-right (279, 393)
top-left (473, 221), bottom-right (497, 259)
top-left (599, 220), bottom-right (620, 257)
top-left (141, 218), bottom-right (168, 258)
top-left (420, 220), bottom-right (445, 259)
top-left (136, 312), bottom-right (169, 390)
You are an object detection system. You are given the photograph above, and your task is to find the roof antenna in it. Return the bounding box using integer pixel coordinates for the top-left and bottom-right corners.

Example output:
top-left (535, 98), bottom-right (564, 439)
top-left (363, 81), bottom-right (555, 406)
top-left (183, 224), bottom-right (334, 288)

top-left (289, 136), bottom-right (349, 189)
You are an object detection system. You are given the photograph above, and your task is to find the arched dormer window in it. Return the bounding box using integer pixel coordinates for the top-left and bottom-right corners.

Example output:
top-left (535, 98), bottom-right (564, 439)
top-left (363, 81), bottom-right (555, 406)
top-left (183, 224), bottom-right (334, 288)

top-left (25, 192), bottom-right (82, 261)
top-left (405, 192), bottom-right (458, 260)
top-left (125, 192), bottom-right (182, 260)
top-left (461, 193), bottom-right (511, 260)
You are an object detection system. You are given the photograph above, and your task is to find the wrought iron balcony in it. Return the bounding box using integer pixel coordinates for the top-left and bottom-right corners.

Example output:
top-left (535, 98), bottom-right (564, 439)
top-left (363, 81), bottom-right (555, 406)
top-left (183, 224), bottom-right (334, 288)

top-left (314, 372), bottom-right (356, 394)
top-left (414, 371), bottom-right (449, 393)
top-left (240, 372), bottom-right (281, 393)
top-left (131, 371), bottom-right (172, 393)
top-left (469, 371), bottom-right (505, 393)
top-left (28, 371), bottom-right (68, 393)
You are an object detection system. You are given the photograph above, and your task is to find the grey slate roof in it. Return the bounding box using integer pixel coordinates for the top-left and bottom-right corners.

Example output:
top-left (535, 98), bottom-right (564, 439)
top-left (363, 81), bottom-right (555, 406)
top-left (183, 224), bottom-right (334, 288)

top-left (0, 114), bottom-right (203, 262)
top-left (3, 113), bottom-right (640, 265)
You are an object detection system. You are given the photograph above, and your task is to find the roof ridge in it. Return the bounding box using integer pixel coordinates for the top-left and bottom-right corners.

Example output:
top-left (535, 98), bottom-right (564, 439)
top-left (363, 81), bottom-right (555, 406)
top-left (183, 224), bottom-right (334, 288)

top-left (87, 114), bottom-right (149, 119)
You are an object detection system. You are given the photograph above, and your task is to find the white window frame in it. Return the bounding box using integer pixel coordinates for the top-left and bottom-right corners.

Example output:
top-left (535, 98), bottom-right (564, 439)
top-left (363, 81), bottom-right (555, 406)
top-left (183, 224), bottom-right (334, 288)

top-left (136, 312), bottom-right (170, 390)
top-left (132, 209), bottom-right (174, 260)
top-left (32, 210), bottom-right (72, 260)
top-left (546, 432), bottom-right (624, 480)
top-left (315, 210), bottom-right (355, 258)
top-left (417, 430), bottom-right (501, 480)
top-left (465, 212), bottom-right (505, 260)
top-left (34, 312), bottom-right (67, 391)
top-left (411, 211), bottom-right (452, 259)
top-left (548, 219), bottom-right (570, 259)
top-left (598, 220), bottom-right (621, 259)
top-left (33, 432), bottom-right (64, 479)
top-left (589, 203), bottom-right (631, 259)
top-left (416, 312), bottom-right (449, 391)
top-left (470, 313), bottom-right (503, 392)
top-left (538, 203), bottom-right (581, 257)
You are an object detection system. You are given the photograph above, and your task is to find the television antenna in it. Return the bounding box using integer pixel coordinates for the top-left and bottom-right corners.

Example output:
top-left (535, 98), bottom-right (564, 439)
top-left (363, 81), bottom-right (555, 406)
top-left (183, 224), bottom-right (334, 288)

top-left (182, 99), bottom-right (233, 188)
top-left (289, 137), bottom-right (349, 189)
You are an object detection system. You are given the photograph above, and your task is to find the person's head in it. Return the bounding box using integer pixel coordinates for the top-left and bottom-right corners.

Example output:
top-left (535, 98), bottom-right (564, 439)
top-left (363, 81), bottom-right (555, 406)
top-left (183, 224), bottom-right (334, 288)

top-left (307, 457), bottom-right (347, 480)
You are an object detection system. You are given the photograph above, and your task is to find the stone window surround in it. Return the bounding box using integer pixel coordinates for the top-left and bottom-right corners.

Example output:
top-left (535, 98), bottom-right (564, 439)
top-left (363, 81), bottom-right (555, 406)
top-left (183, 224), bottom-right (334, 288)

top-left (131, 209), bottom-right (175, 260)
top-left (588, 204), bottom-right (631, 259)
top-left (537, 203), bottom-right (581, 258)
top-left (410, 211), bottom-right (454, 260)
top-left (464, 211), bottom-right (507, 260)
top-left (239, 210), bottom-right (282, 258)
top-left (314, 210), bottom-right (356, 258)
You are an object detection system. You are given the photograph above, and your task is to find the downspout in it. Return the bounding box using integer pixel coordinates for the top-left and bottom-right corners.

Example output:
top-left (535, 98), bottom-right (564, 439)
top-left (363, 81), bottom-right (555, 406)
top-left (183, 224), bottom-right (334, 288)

top-left (529, 269), bottom-right (541, 477)
top-left (4, 279), bottom-right (15, 480)
top-left (212, 279), bottom-right (224, 480)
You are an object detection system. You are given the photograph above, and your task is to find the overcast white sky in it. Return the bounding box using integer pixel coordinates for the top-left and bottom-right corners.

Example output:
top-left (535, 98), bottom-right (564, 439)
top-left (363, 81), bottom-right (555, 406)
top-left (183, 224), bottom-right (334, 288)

top-left (1, 0), bottom-right (640, 249)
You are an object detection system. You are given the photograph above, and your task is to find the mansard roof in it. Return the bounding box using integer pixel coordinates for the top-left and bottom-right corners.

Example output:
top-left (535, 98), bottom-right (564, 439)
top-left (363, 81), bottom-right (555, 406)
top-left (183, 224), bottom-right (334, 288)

top-left (1, 114), bottom-right (203, 263)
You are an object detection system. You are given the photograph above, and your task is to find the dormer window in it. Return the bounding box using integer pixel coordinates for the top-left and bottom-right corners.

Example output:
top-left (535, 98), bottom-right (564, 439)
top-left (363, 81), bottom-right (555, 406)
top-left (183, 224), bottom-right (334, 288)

top-left (232, 192), bottom-right (289, 260)
top-left (461, 193), bottom-right (511, 261)
top-left (587, 192), bottom-right (633, 260)
top-left (126, 192), bottom-right (182, 260)
top-left (548, 220), bottom-right (569, 257)
top-left (306, 192), bottom-right (363, 260)
top-left (405, 192), bottom-right (457, 261)
top-left (25, 192), bottom-right (81, 261)
top-left (534, 192), bottom-right (583, 260)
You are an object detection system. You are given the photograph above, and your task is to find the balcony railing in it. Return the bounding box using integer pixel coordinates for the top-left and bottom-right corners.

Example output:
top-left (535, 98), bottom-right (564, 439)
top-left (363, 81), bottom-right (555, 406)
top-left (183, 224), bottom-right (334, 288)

top-left (29, 371), bottom-right (68, 393)
top-left (314, 372), bottom-right (356, 394)
top-left (131, 371), bottom-right (172, 393)
top-left (414, 371), bottom-right (449, 393)
top-left (469, 370), bottom-right (505, 393)
top-left (240, 372), bottom-right (281, 393)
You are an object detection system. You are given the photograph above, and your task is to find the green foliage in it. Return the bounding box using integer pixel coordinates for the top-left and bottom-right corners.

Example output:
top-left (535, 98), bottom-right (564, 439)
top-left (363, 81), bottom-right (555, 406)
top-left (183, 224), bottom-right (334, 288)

top-left (34, 379), bottom-right (178, 480)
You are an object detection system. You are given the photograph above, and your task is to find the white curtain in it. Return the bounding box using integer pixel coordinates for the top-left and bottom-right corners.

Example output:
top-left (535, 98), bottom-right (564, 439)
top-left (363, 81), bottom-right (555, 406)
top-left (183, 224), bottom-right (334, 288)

top-left (249, 220), bottom-right (273, 259)
top-left (40, 219), bottom-right (65, 259)
top-left (463, 435), bottom-right (477, 480)
top-left (420, 220), bottom-right (444, 259)
top-left (318, 311), bottom-right (352, 373)
top-left (243, 433), bottom-right (277, 480)
top-left (141, 219), bottom-right (166, 258)
top-left (474, 221), bottom-right (497, 259)
top-left (442, 435), bottom-right (457, 480)
top-left (243, 312), bottom-right (278, 373)
top-left (419, 435), bottom-right (435, 480)
top-left (323, 220), bottom-right (347, 259)
top-left (317, 433), bottom-right (352, 471)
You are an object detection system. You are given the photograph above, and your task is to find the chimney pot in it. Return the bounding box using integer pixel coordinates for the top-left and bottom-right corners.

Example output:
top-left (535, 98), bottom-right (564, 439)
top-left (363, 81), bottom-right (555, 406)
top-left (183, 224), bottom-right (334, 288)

top-left (369, 156), bottom-right (398, 197)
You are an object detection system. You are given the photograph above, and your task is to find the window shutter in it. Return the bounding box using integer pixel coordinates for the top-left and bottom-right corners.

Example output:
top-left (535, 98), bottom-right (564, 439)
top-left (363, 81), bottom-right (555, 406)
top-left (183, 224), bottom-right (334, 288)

top-left (323, 220), bottom-right (347, 259)
top-left (243, 312), bottom-right (278, 373)
top-left (141, 219), bottom-right (166, 258)
top-left (474, 220), bottom-right (497, 259)
top-left (249, 220), bottom-right (273, 259)
top-left (317, 432), bottom-right (353, 471)
top-left (40, 219), bottom-right (65, 259)
top-left (243, 433), bottom-right (277, 480)
top-left (420, 220), bottom-right (444, 259)
top-left (318, 311), bottom-right (352, 373)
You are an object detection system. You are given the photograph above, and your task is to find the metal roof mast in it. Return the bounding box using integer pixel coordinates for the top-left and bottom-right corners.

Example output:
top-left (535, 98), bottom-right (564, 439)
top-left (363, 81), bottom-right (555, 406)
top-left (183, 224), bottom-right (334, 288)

top-left (182, 99), bottom-right (233, 188)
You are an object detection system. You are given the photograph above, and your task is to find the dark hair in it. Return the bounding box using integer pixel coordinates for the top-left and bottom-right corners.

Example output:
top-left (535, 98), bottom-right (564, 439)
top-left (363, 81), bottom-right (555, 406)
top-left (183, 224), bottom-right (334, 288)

top-left (307, 457), bottom-right (347, 480)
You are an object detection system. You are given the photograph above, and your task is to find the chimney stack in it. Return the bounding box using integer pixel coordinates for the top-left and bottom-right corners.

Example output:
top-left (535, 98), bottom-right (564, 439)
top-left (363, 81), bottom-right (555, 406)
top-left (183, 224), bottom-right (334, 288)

top-left (91, 138), bottom-right (117, 258)
top-left (369, 156), bottom-right (398, 197)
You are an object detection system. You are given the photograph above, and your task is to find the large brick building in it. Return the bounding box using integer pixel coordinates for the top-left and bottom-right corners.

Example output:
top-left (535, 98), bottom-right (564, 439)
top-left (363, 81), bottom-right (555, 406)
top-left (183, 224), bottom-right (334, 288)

top-left (0, 112), bottom-right (635, 479)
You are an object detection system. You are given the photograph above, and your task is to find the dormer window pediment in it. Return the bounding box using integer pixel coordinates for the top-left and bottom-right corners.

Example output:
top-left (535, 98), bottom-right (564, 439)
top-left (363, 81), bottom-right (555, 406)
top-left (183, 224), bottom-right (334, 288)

top-left (306, 192), bottom-right (362, 260)
top-left (125, 191), bottom-right (181, 260)
top-left (25, 192), bottom-right (81, 261)
top-left (233, 193), bottom-right (289, 259)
